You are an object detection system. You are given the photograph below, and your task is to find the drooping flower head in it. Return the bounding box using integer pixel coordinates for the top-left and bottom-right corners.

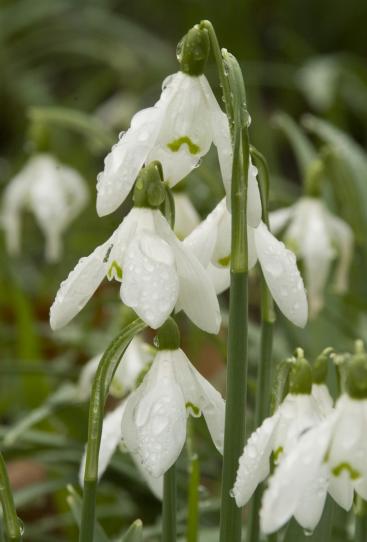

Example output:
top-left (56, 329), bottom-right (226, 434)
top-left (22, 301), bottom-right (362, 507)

top-left (184, 198), bottom-right (308, 327)
top-left (270, 196), bottom-right (353, 317)
top-left (121, 318), bottom-right (225, 477)
top-left (50, 162), bottom-right (221, 333)
top-left (260, 345), bottom-right (367, 534)
top-left (1, 153), bottom-right (88, 262)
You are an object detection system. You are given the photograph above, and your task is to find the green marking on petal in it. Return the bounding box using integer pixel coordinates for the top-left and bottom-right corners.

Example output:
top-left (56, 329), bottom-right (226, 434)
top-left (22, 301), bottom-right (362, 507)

top-left (218, 255), bottom-right (231, 267)
top-left (167, 136), bottom-right (200, 155)
top-left (332, 462), bottom-right (361, 480)
top-left (107, 260), bottom-right (123, 281)
top-left (273, 446), bottom-right (284, 463)
top-left (186, 401), bottom-right (201, 417)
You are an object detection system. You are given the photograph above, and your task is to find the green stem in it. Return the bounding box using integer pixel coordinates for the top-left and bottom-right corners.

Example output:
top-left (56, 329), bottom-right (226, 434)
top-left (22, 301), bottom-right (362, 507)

top-left (356, 516), bottom-right (367, 542)
top-left (162, 465), bottom-right (177, 542)
top-left (186, 421), bottom-right (199, 542)
top-left (218, 51), bottom-right (249, 542)
top-left (79, 319), bottom-right (145, 542)
top-left (0, 454), bottom-right (22, 541)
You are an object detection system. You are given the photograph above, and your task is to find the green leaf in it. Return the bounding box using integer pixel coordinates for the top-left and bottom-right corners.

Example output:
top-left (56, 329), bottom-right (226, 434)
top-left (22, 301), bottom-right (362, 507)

top-left (118, 519), bottom-right (143, 542)
top-left (273, 111), bottom-right (317, 177)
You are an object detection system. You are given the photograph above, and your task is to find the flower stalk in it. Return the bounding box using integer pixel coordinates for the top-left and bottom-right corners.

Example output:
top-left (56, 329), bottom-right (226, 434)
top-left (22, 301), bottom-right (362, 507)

top-left (80, 319), bottom-right (146, 542)
top-left (218, 50), bottom-right (250, 542)
top-left (0, 453), bottom-right (23, 542)
top-left (162, 465), bottom-right (177, 542)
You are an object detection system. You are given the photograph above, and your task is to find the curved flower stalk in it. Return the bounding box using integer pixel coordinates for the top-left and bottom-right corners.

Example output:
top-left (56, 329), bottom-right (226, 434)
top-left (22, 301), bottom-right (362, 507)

top-left (50, 204), bottom-right (221, 333)
top-left (78, 337), bottom-right (153, 401)
top-left (260, 352), bottom-right (367, 535)
top-left (95, 26), bottom-right (261, 223)
top-left (121, 347), bottom-right (225, 478)
top-left (1, 153), bottom-right (88, 262)
top-left (184, 198), bottom-right (308, 327)
top-left (270, 196), bottom-right (354, 317)
top-left (80, 401), bottom-right (163, 500)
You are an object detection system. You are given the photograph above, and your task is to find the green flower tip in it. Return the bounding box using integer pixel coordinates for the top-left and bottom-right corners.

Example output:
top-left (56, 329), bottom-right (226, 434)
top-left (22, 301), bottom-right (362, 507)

top-left (177, 25), bottom-right (210, 76)
top-left (305, 159), bottom-right (324, 197)
top-left (346, 348), bottom-right (367, 400)
top-left (133, 161), bottom-right (166, 209)
top-left (289, 348), bottom-right (312, 395)
top-left (312, 347), bottom-right (334, 384)
top-left (154, 317), bottom-right (181, 350)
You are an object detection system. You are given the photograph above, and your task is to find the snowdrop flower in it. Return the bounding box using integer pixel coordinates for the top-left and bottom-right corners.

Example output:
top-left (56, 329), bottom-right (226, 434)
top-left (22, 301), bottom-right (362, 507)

top-left (121, 319), bottom-right (225, 477)
top-left (184, 198), bottom-right (308, 327)
top-left (80, 401), bottom-right (163, 499)
top-left (232, 354), bottom-right (327, 508)
top-left (78, 337), bottom-right (153, 401)
top-left (96, 26), bottom-right (262, 224)
top-left (1, 153), bottom-right (88, 262)
top-left (270, 197), bottom-right (353, 317)
top-left (260, 350), bottom-right (367, 534)
top-left (50, 163), bottom-right (221, 333)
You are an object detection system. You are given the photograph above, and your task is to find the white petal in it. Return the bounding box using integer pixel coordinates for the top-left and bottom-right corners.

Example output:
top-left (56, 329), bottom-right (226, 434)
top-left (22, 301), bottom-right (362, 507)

top-left (173, 193), bottom-right (200, 239)
top-left (328, 215), bottom-right (354, 294)
top-left (328, 472), bottom-right (354, 510)
top-left (355, 477), bottom-right (367, 500)
top-left (173, 349), bottom-right (225, 453)
top-left (269, 207), bottom-right (293, 234)
top-left (198, 75), bottom-right (232, 197)
top-left (260, 418), bottom-right (333, 534)
top-left (254, 222), bottom-right (308, 327)
top-left (80, 402), bottom-right (126, 485)
top-left (232, 414), bottom-right (279, 507)
top-left (50, 241), bottom-right (110, 330)
top-left (77, 355), bottom-right (102, 401)
top-left (120, 231), bottom-right (179, 329)
top-left (121, 351), bottom-right (187, 477)
top-left (148, 72), bottom-right (213, 186)
top-left (96, 106), bottom-right (163, 216)
top-left (112, 337), bottom-right (152, 397)
top-left (293, 464), bottom-right (329, 531)
top-left (155, 212), bottom-right (221, 333)
top-left (247, 162), bottom-right (262, 228)
top-left (207, 264), bottom-right (230, 294)
top-left (312, 384), bottom-right (334, 417)
top-left (131, 455), bottom-right (163, 500)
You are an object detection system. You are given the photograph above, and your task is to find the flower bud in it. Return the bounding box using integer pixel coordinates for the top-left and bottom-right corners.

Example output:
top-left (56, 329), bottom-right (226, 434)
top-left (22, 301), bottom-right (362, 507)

top-left (154, 317), bottom-right (181, 350)
top-left (177, 26), bottom-right (210, 76)
top-left (133, 161), bottom-right (166, 208)
top-left (345, 348), bottom-right (367, 400)
top-left (312, 347), bottom-right (333, 384)
top-left (289, 348), bottom-right (312, 395)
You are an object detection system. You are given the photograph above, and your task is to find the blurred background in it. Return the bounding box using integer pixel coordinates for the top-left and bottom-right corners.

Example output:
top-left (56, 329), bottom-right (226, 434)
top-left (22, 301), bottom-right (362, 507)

top-left (1, 0), bottom-right (367, 540)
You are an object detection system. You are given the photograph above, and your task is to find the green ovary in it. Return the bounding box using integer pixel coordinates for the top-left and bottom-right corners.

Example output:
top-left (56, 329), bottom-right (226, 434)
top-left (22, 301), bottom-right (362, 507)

top-left (167, 136), bottom-right (200, 155)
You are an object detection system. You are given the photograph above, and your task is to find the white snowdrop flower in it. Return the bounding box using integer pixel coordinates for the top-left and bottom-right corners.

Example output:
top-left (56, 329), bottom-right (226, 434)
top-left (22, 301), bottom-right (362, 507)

top-left (184, 198), bottom-right (308, 327)
top-left (80, 401), bottom-right (163, 500)
top-left (270, 197), bottom-right (353, 317)
top-left (95, 26), bottom-right (262, 225)
top-left (78, 337), bottom-right (152, 401)
top-left (50, 165), bottom-right (221, 333)
top-left (121, 332), bottom-right (225, 478)
top-left (260, 353), bottom-right (367, 535)
top-left (232, 355), bottom-right (326, 509)
top-left (1, 153), bottom-right (88, 262)
top-left (173, 193), bottom-right (200, 239)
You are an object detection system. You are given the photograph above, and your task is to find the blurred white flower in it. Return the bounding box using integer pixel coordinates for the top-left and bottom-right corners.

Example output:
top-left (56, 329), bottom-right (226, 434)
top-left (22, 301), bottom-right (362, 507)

top-left (80, 401), bottom-right (163, 500)
top-left (50, 207), bottom-right (221, 333)
top-left (232, 388), bottom-right (326, 509)
top-left (96, 72), bottom-right (261, 222)
top-left (121, 348), bottom-right (225, 477)
top-left (185, 198), bottom-right (308, 327)
top-left (260, 392), bottom-right (367, 534)
top-left (78, 337), bottom-right (153, 401)
top-left (173, 193), bottom-right (200, 239)
top-left (1, 153), bottom-right (88, 262)
top-left (270, 197), bottom-right (353, 317)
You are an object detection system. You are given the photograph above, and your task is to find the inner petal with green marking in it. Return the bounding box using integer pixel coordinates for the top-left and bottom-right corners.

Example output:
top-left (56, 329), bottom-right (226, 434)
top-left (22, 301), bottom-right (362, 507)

top-left (186, 401), bottom-right (201, 417)
top-left (167, 136), bottom-right (200, 155)
top-left (107, 260), bottom-right (123, 281)
top-left (331, 462), bottom-right (361, 480)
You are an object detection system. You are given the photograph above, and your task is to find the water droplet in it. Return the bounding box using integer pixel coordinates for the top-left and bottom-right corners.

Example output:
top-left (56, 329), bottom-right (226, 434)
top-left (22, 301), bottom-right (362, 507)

top-left (118, 130), bottom-right (126, 140)
top-left (303, 528), bottom-right (314, 537)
